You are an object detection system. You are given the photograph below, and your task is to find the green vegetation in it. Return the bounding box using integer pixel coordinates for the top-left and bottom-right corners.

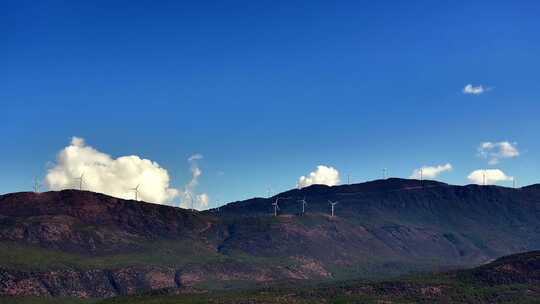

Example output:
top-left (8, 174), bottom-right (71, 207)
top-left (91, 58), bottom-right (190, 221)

top-left (90, 282), bottom-right (540, 304)
top-left (3, 251), bottom-right (540, 304)
top-left (0, 240), bottom-right (225, 271)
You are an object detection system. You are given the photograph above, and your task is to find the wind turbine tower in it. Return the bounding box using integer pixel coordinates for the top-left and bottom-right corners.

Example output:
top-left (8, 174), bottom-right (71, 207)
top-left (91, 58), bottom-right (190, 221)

top-left (272, 198), bottom-right (280, 217)
top-left (272, 197), bottom-right (289, 217)
top-left (33, 177), bottom-right (41, 193)
top-left (130, 184), bottom-right (140, 201)
top-left (298, 196), bottom-right (308, 215)
top-left (74, 173), bottom-right (84, 190)
top-left (383, 168), bottom-right (388, 179)
top-left (186, 192), bottom-right (194, 211)
top-left (328, 200), bottom-right (339, 217)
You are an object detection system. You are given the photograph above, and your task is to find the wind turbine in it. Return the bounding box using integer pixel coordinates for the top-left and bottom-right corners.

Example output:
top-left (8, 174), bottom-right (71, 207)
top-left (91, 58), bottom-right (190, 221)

top-left (33, 177), bottom-right (41, 193)
top-left (272, 197), bottom-right (289, 217)
top-left (383, 168), bottom-right (388, 179)
top-left (130, 184), bottom-right (140, 201)
top-left (185, 192), bottom-right (194, 211)
top-left (420, 168), bottom-right (424, 188)
top-left (214, 198), bottom-right (221, 213)
top-left (298, 196), bottom-right (308, 215)
top-left (266, 185), bottom-right (272, 198)
top-left (272, 198), bottom-right (280, 217)
top-left (74, 173), bottom-right (84, 190)
top-left (483, 170), bottom-right (486, 186)
top-left (328, 200), bottom-right (339, 217)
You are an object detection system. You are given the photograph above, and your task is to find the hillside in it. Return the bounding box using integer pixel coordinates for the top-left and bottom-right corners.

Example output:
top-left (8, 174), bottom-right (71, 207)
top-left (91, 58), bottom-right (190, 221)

top-left (1, 179), bottom-right (540, 298)
top-left (92, 250), bottom-right (540, 304)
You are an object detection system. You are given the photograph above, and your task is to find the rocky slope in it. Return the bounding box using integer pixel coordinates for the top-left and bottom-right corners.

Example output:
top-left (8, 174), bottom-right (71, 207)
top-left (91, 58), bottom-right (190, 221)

top-left (95, 251), bottom-right (540, 304)
top-left (1, 179), bottom-right (540, 298)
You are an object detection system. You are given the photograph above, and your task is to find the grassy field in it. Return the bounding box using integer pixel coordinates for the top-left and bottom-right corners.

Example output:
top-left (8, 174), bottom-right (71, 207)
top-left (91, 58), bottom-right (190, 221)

top-left (0, 240), bottom-right (226, 271)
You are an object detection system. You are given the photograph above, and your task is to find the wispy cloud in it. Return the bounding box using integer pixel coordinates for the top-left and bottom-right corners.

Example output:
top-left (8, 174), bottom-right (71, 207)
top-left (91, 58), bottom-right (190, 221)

top-left (463, 84), bottom-right (488, 95)
top-left (179, 154), bottom-right (209, 210)
top-left (478, 141), bottom-right (519, 165)
top-left (410, 163), bottom-right (452, 179)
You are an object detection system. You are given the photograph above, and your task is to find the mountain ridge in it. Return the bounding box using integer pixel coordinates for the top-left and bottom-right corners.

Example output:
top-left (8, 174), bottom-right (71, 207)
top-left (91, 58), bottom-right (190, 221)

top-left (1, 178), bottom-right (540, 298)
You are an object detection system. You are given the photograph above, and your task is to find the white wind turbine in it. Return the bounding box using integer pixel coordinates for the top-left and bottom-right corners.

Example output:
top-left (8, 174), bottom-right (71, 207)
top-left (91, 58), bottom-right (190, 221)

top-left (266, 185), bottom-right (272, 198)
top-left (74, 173), bottom-right (84, 190)
top-left (185, 192), bottom-right (194, 211)
top-left (298, 196), bottom-right (308, 215)
top-left (130, 184), bottom-right (140, 201)
top-left (214, 197), bottom-right (221, 213)
top-left (272, 197), bottom-right (289, 217)
top-left (328, 200), bottom-right (339, 217)
top-left (33, 177), bottom-right (42, 193)
top-left (272, 198), bottom-right (280, 217)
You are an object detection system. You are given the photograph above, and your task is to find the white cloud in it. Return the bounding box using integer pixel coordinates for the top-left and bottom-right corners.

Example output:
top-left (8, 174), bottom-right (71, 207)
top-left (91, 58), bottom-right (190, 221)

top-left (467, 169), bottom-right (513, 185)
top-left (410, 163), bottom-right (452, 179)
top-left (463, 84), bottom-right (487, 95)
top-left (188, 153), bottom-right (203, 161)
top-left (196, 193), bottom-right (209, 209)
top-left (478, 141), bottom-right (519, 165)
top-left (298, 165), bottom-right (340, 188)
top-left (45, 137), bottom-right (178, 204)
top-left (179, 154), bottom-right (209, 210)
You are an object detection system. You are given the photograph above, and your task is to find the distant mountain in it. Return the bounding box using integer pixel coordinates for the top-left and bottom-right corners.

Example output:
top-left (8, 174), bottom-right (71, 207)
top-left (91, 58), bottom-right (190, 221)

top-left (1, 179), bottom-right (540, 298)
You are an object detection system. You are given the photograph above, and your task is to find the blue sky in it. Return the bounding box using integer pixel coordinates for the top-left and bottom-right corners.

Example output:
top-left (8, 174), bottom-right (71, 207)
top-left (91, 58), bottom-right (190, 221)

top-left (1, 1), bottom-right (539, 207)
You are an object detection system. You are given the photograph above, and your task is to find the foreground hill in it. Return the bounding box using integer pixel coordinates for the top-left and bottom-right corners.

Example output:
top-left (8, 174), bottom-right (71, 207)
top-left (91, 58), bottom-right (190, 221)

top-left (1, 179), bottom-right (540, 298)
top-left (93, 250), bottom-right (540, 304)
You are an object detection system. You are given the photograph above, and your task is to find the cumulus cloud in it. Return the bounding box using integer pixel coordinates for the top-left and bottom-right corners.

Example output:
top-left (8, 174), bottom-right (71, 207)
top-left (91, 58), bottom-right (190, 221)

top-left (298, 165), bottom-right (340, 188)
top-left (463, 84), bottom-right (487, 95)
top-left (478, 141), bottom-right (519, 165)
top-left (467, 169), bottom-right (513, 185)
top-left (410, 163), bottom-right (452, 179)
top-left (179, 154), bottom-right (209, 210)
top-left (45, 137), bottom-right (178, 204)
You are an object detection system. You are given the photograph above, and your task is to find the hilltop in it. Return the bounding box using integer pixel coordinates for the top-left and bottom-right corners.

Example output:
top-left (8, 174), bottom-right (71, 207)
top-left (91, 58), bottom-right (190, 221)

top-left (1, 179), bottom-right (540, 298)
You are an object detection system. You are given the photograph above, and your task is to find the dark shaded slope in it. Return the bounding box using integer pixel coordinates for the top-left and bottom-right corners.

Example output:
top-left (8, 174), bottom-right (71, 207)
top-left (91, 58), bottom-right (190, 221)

top-left (215, 179), bottom-right (540, 270)
top-left (0, 190), bottom-right (211, 253)
top-left (463, 250), bottom-right (540, 285)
